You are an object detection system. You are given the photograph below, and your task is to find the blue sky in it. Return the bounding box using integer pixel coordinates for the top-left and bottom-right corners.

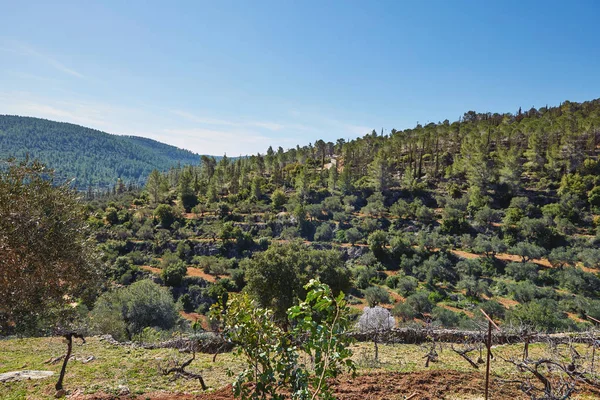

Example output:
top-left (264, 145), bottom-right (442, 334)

top-left (1, 0), bottom-right (599, 156)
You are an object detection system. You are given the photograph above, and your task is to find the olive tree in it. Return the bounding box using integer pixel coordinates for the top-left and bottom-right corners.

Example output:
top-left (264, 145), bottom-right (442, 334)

top-left (244, 241), bottom-right (351, 323)
top-left (0, 160), bottom-right (101, 335)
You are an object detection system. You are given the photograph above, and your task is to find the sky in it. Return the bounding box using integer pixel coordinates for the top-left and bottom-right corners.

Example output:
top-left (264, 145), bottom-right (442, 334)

top-left (1, 0), bottom-right (600, 156)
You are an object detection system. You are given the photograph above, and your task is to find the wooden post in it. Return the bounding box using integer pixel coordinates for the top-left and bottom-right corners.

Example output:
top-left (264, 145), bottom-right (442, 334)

top-left (587, 315), bottom-right (600, 375)
top-left (480, 309), bottom-right (500, 400)
top-left (484, 320), bottom-right (492, 400)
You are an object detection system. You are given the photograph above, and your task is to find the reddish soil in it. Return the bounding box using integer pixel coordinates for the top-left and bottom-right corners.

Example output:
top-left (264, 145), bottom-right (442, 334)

top-left (451, 248), bottom-right (599, 273)
top-left (186, 267), bottom-right (222, 282)
top-left (494, 297), bottom-right (519, 309)
top-left (140, 265), bottom-right (223, 282)
top-left (68, 370), bottom-right (535, 399)
top-left (387, 290), bottom-right (405, 303)
top-left (438, 304), bottom-right (474, 318)
top-left (140, 265), bottom-right (161, 275)
top-left (449, 249), bottom-right (480, 260)
top-left (179, 312), bottom-right (210, 329)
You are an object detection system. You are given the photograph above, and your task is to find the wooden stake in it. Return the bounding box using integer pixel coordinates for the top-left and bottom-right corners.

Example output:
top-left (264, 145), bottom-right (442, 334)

top-left (485, 320), bottom-right (492, 400)
top-left (479, 309), bottom-right (500, 400)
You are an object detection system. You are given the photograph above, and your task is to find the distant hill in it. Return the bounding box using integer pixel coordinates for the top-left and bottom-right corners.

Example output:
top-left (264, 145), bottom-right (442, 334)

top-left (0, 115), bottom-right (204, 189)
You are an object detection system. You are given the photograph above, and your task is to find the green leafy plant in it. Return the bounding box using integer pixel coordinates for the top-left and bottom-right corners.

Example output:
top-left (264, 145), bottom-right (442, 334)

top-left (211, 279), bottom-right (355, 400)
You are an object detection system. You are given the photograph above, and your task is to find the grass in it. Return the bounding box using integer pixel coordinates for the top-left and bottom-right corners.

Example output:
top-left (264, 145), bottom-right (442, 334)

top-left (1, 337), bottom-right (599, 399)
top-left (0, 336), bottom-right (240, 399)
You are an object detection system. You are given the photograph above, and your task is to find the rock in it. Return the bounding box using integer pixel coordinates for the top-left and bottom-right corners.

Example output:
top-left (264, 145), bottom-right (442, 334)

top-left (0, 370), bottom-right (54, 383)
top-left (117, 385), bottom-right (130, 396)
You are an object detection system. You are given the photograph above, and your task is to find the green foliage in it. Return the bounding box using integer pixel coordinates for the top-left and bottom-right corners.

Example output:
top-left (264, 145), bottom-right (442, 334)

top-left (402, 291), bottom-right (433, 317)
top-left (363, 286), bottom-right (391, 307)
top-left (212, 280), bottom-right (355, 400)
top-left (271, 189), bottom-right (287, 210)
top-left (396, 276), bottom-right (419, 297)
top-left (588, 186), bottom-right (600, 209)
top-left (505, 262), bottom-right (539, 282)
top-left (90, 280), bottom-right (179, 341)
top-left (154, 204), bottom-right (176, 228)
top-left (345, 227), bottom-right (362, 245)
top-left (367, 230), bottom-right (388, 258)
top-left (0, 159), bottom-right (101, 335)
top-left (19, 97), bottom-right (600, 335)
top-left (0, 115), bottom-right (200, 188)
top-left (456, 276), bottom-right (489, 299)
top-left (507, 299), bottom-right (574, 333)
top-left (431, 307), bottom-right (461, 328)
top-left (509, 241), bottom-right (546, 263)
top-left (244, 242), bottom-right (351, 322)
top-left (161, 260), bottom-right (187, 287)
top-left (314, 223), bottom-right (334, 242)
top-left (287, 280), bottom-right (356, 399)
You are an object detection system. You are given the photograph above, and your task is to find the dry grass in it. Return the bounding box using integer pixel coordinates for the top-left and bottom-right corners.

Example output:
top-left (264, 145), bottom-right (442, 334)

top-left (3, 337), bottom-right (600, 399)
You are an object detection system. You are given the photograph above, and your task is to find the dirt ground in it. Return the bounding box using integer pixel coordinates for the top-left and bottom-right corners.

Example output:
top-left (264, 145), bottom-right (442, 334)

top-left (68, 370), bottom-right (541, 400)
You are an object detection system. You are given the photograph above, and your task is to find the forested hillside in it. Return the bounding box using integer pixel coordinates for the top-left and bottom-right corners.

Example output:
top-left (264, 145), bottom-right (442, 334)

top-left (5, 97), bottom-right (600, 400)
top-left (76, 98), bottom-right (600, 340)
top-left (0, 115), bottom-right (201, 189)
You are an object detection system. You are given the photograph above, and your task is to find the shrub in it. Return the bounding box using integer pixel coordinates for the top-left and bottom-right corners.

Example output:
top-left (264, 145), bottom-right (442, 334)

top-left (154, 204), bottom-right (176, 229)
top-left (363, 286), bottom-right (391, 307)
top-left (507, 299), bottom-right (575, 333)
top-left (505, 262), bottom-right (539, 282)
top-left (345, 227), bottom-right (362, 245)
top-left (431, 307), bottom-right (461, 328)
top-left (396, 276), bottom-right (419, 297)
top-left (392, 302), bottom-right (417, 322)
top-left (404, 291), bottom-right (433, 316)
top-left (314, 223), bottom-right (334, 242)
top-left (212, 280), bottom-right (355, 400)
top-left (90, 280), bottom-right (179, 341)
top-left (478, 300), bottom-right (505, 320)
top-left (368, 230), bottom-right (389, 259)
top-left (161, 260), bottom-right (187, 287)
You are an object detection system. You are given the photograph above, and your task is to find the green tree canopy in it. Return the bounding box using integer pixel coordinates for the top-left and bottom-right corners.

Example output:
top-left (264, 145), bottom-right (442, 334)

top-left (0, 160), bottom-right (101, 335)
top-left (244, 241), bottom-right (351, 322)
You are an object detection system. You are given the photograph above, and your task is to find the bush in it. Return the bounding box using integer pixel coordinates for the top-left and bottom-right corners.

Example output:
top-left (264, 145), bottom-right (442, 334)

top-left (161, 261), bottom-right (187, 287)
top-left (90, 280), bottom-right (179, 341)
top-left (478, 300), bottom-right (505, 320)
top-left (345, 227), bottom-right (362, 245)
top-left (431, 307), bottom-right (461, 328)
top-left (368, 230), bottom-right (388, 259)
top-left (396, 276), bottom-right (419, 297)
top-left (385, 274), bottom-right (401, 289)
top-left (404, 291), bottom-right (433, 316)
top-left (392, 302), bottom-right (417, 322)
top-left (507, 299), bottom-right (575, 333)
top-left (505, 262), bottom-right (539, 282)
top-left (212, 280), bottom-right (355, 400)
top-left (363, 286), bottom-right (391, 307)
top-left (154, 204), bottom-right (176, 229)
top-left (314, 223), bottom-right (334, 242)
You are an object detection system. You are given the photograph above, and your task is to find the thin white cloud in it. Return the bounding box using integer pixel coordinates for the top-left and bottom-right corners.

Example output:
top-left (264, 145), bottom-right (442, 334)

top-left (1, 40), bottom-right (83, 78)
top-left (160, 128), bottom-right (296, 155)
top-left (171, 109), bottom-right (284, 131)
top-left (286, 109), bottom-right (372, 138)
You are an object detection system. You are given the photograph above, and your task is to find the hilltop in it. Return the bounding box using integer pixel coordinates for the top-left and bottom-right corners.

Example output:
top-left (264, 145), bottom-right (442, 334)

top-left (0, 115), bottom-right (203, 189)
